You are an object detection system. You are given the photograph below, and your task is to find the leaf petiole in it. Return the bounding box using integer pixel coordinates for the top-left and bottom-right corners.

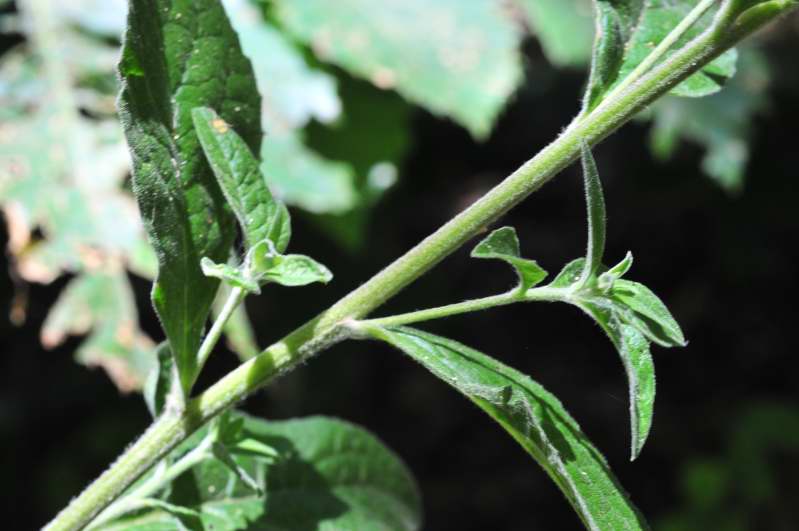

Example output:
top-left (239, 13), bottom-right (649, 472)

top-left (195, 286), bottom-right (248, 380)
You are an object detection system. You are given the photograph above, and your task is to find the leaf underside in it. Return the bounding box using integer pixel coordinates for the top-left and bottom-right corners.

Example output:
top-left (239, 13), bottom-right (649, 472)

top-left (367, 325), bottom-right (649, 531)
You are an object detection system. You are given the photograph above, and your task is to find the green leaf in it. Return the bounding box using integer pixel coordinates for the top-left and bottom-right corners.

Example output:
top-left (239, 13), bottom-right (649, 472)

top-left (518, 0), bottom-right (595, 67)
top-left (549, 258), bottom-right (588, 288)
top-left (598, 250), bottom-right (634, 292)
top-left (261, 131), bottom-right (358, 214)
top-left (40, 271), bottom-right (155, 393)
top-left (104, 414), bottom-right (422, 531)
top-left (648, 49), bottom-right (770, 192)
top-left (584, 0), bottom-right (739, 112)
top-left (272, 0), bottom-right (524, 138)
top-left (143, 342), bottom-right (182, 418)
top-left (471, 226), bottom-right (548, 291)
top-left (259, 253), bottom-right (333, 288)
top-left (364, 325), bottom-right (649, 530)
top-left (609, 279), bottom-right (687, 347)
top-left (574, 301), bottom-right (656, 460)
top-left (580, 142), bottom-right (606, 283)
top-left (200, 257), bottom-right (261, 295)
top-left (118, 0), bottom-right (261, 392)
top-left (192, 106), bottom-right (291, 253)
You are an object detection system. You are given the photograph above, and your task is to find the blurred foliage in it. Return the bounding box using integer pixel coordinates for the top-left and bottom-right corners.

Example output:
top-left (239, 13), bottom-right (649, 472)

top-left (657, 403), bottom-right (799, 531)
top-left (0, 0), bottom-right (782, 393)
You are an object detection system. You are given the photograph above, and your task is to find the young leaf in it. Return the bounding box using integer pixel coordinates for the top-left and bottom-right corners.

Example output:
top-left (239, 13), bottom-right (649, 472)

top-left (249, 239), bottom-right (333, 287)
top-left (580, 142), bottom-right (606, 284)
top-left (471, 226), bottom-right (548, 290)
top-left (192, 106), bottom-right (291, 253)
top-left (598, 250), bottom-right (634, 291)
top-left (575, 301), bottom-right (657, 460)
top-left (610, 279), bottom-right (687, 347)
top-left (364, 325), bottom-right (649, 530)
top-left (200, 257), bottom-right (261, 295)
top-left (118, 0), bottom-right (261, 393)
top-left (103, 414), bottom-right (422, 531)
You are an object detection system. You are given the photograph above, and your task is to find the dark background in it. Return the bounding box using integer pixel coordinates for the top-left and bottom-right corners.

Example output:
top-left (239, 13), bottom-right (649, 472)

top-left (2, 13), bottom-right (799, 531)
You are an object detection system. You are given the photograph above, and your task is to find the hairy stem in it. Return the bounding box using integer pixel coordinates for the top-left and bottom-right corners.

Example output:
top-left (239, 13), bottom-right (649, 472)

top-left (44, 4), bottom-right (797, 529)
top-left (196, 286), bottom-right (247, 375)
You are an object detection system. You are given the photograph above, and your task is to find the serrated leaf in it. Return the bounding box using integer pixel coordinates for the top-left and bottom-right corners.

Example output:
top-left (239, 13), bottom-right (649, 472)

top-left (200, 257), bottom-right (261, 294)
top-left (610, 279), bottom-right (687, 347)
top-left (471, 227), bottom-right (548, 290)
top-left (272, 0), bottom-right (523, 138)
top-left (143, 342), bottom-right (182, 418)
top-left (575, 301), bottom-right (656, 460)
top-left (118, 0), bottom-right (261, 393)
top-left (518, 0), bottom-right (595, 67)
top-left (103, 414), bottom-right (422, 531)
top-left (585, 0), bottom-right (739, 112)
top-left (365, 325), bottom-right (648, 530)
top-left (193, 106), bottom-right (291, 253)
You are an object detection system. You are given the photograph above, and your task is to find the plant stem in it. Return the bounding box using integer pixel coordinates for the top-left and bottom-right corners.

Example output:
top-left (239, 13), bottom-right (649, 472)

top-left (87, 437), bottom-right (213, 529)
top-left (196, 286), bottom-right (247, 374)
top-left (606, 0), bottom-right (718, 103)
top-left (44, 5), bottom-right (797, 529)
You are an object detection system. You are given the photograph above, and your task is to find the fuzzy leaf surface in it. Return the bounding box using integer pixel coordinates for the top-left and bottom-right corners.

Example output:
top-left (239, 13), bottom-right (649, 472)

top-left (103, 414), bottom-right (422, 531)
top-left (366, 325), bottom-right (649, 530)
top-left (193, 106), bottom-right (291, 252)
top-left (585, 0), bottom-right (738, 111)
top-left (118, 0), bottom-right (261, 392)
top-left (471, 227), bottom-right (547, 290)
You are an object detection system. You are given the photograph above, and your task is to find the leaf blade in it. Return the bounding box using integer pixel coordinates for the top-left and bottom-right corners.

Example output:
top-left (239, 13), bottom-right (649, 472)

top-left (365, 325), bottom-right (650, 530)
top-left (118, 0), bottom-right (261, 392)
top-left (471, 227), bottom-right (548, 290)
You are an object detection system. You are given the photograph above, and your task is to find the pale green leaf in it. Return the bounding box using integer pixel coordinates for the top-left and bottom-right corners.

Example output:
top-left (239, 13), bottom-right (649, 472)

top-left (192, 106), bottom-right (291, 253)
top-left (598, 251), bottom-right (634, 291)
top-left (365, 325), bottom-right (649, 530)
top-left (103, 414), bottom-right (422, 531)
top-left (518, 0), bottom-right (595, 67)
top-left (260, 254), bottom-right (333, 287)
top-left (200, 258), bottom-right (261, 295)
top-left (119, 0), bottom-right (261, 392)
top-left (272, 0), bottom-right (524, 138)
top-left (471, 226), bottom-right (548, 290)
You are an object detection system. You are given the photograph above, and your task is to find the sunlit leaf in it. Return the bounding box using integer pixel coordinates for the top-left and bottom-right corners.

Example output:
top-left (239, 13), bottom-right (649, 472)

top-left (364, 325), bottom-right (649, 530)
top-left (272, 0), bottom-right (524, 138)
top-left (518, 0), bottom-right (595, 67)
top-left (471, 226), bottom-right (548, 290)
top-left (119, 0), bottom-right (261, 392)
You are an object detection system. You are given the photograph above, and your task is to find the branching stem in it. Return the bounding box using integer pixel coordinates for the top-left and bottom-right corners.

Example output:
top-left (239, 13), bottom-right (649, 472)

top-left (44, 3), bottom-right (797, 529)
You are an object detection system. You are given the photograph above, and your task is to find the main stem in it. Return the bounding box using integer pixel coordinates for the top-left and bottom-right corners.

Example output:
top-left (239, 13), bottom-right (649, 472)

top-left (44, 6), bottom-right (795, 530)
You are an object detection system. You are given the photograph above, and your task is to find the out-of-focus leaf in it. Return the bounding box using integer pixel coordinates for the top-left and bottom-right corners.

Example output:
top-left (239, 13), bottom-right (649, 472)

top-left (584, 0), bottom-right (738, 112)
top-left (471, 226), bottom-right (548, 290)
top-left (193, 107), bottom-right (291, 252)
top-left (222, 0), bottom-right (341, 132)
top-left (272, 0), bottom-right (524, 138)
top-left (41, 271), bottom-right (155, 392)
top-left (0, 3), bottom-right (154, 391)
top-left (649, 49), bottom-right (770, 192)
top-left (261, 132), bottom-right (358, 214)
top-left (104, 414), bottom-right (422, 531)
top-left (53, 0), bottom-right (128, 37)
top-left (119, 0), bottom-right (261, 392)
top-left (517, 0), bottom-right (594, 67)
top-left (364, 325), bottom-right (648, 530)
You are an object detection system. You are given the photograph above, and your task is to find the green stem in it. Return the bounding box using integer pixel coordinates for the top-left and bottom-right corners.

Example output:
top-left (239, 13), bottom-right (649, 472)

top-left (606, 0), bottom-right (718, 103)
top-left (44, 4), bottom-right (797, 529)
top-left (196, 286), bottom-right (247, 374)
top-left (361, 291), bottom-right (521, 329)
top-left (87, 437), bottom-right (213, 529)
